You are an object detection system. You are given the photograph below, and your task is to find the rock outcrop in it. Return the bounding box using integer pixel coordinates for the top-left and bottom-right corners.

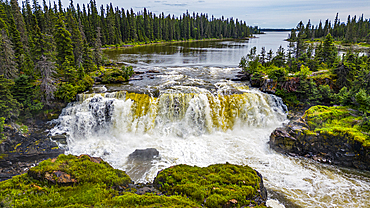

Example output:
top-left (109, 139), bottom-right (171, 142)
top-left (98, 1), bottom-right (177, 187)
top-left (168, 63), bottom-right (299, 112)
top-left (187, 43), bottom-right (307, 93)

top-left (0, 123), bottom-right (64, 181)
top-left (270, 105), bottom-right (370, 170)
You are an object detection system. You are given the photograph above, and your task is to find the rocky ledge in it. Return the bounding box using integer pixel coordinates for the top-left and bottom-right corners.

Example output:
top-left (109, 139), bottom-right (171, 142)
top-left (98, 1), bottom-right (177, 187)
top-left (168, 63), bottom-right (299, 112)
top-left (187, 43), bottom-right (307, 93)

top-left (270, 105), bottom-right (370, 170)
top-left (0, 154), bottom-right (268, 207)
top-left (0, 122), bottom-right (64, 181)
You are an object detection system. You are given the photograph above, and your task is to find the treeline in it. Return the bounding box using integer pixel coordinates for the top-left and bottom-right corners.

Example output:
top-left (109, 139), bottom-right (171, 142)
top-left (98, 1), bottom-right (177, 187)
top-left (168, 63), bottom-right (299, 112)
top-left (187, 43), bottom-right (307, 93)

top-left (0, 0), bottom-right (257, 125)
top-left (290, 13), bottom-right (370, 43)
top-left (240, 33), bottom-right (370, 115)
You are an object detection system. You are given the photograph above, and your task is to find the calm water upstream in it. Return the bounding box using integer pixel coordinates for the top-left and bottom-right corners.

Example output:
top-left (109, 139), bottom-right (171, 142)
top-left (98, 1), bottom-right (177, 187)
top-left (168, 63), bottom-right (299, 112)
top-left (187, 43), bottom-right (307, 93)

top-left (51, 32), bottom-right (370, 208)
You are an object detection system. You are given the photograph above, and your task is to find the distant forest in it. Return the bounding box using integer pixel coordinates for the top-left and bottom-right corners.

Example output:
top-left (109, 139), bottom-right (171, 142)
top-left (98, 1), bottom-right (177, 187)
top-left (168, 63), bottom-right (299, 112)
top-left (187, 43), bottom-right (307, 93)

top-left (290, 13), bottom-right (370, 43)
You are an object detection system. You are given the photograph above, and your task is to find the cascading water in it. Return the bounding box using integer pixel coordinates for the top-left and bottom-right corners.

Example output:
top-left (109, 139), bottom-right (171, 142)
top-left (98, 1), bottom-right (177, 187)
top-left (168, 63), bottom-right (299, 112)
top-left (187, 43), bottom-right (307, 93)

top-left (51, 35), bottom-right (370, 207)
top-left (50, 84), bottom-right (370, 207)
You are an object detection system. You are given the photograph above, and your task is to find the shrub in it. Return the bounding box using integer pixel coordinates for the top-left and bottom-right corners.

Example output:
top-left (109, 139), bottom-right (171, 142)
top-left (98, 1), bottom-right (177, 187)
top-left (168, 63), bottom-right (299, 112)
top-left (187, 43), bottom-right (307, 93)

top-left (55, 83), bottom-right (78, 102)
top-left (267, 66), bottom-right (287, 81)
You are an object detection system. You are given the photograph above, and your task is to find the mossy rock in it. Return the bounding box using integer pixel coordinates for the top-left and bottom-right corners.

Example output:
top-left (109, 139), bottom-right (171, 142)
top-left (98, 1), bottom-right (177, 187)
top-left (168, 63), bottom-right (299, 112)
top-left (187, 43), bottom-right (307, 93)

top-left (0, 154), bottom-right (133, 207)
top-left (304, 105), bottom-right (370, 147)
top-left (154, 163), bottom-right (267, 207)
top-left (27, 154), bottom-right (132, 187)
top-left (0, 155), bottom-right (267, 207)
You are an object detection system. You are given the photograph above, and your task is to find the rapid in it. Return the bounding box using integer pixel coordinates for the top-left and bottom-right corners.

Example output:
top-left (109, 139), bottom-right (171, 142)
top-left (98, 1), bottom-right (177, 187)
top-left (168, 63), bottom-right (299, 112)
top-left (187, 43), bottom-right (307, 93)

top-left (50, 33), bottom-right (370, 207)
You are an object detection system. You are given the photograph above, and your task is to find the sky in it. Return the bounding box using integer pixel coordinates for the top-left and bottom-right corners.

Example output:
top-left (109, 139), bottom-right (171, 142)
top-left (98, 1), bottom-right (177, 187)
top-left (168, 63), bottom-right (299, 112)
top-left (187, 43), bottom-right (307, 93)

top-left (58, 0), bottom-right (370, 28)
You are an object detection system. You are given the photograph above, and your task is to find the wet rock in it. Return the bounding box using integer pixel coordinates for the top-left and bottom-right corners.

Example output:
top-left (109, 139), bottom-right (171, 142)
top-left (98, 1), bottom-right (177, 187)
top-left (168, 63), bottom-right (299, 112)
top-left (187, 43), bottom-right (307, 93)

top-left (125, 148), bottom-right (160, 182)
top-left (128, 148), bottom-right (159, 161)
top-left (94, 76), bottom-right (102, 82)
top-left (133, 183), bottom-right (161, 195)
top-left (128, 76), bottom-right (144, 81)
top-left (134, 71), bottom-right (145, 74)
top-left (231, 73), bottom-right (248, 81)
top-left (269, 109), bottom-right (370, 171)
top-left (146, 69), bottom-right (160, 73)
top-left (0, 122), bottom-right (64, 181)
top-left (51, 134), bottom-right (67, 145)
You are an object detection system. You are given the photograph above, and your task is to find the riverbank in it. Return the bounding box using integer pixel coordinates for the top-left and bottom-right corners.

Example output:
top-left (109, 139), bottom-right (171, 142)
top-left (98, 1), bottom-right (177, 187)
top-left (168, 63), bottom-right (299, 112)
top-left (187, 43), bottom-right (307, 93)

top-left (101, 37), bottom-right (252, 51)
top-left (270, 105), bottom-right (370, 170)
top-left (304, 39), bottom-right (370, 52)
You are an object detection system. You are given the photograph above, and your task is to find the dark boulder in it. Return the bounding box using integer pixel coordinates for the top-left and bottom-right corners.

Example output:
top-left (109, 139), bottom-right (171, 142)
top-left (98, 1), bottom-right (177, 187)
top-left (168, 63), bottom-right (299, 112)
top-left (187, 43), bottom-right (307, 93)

top-left (128, 148), bottom-right (159, 161)
top-left (125, 148), bottom-right (160, 182)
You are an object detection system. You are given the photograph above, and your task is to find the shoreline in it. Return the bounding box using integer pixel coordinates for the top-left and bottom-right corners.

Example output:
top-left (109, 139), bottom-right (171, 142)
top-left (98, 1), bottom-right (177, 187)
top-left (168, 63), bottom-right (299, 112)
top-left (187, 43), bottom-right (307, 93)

top-left (102, 37), bottom-right (253, 51)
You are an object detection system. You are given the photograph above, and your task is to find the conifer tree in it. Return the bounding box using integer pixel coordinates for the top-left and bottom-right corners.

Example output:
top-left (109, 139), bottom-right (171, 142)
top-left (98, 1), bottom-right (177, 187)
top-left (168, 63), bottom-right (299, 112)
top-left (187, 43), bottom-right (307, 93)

top-left (37, 55), bottom-right (56, 104)
top-left (93, 27), bottom-right (102, 67)
top-left (0, 75), bottom-right (20, 120)
top-left (54, 15), bottom-right (75, 81)
top-left (0, 3), bottom-right (7, 33)
top-left (322, 33), bottom-right (337, 67)
top-left (10, 0), bottom-right (28, 48)
top-left (8, 12), bottom-right (25, 69)
top-left (0, 29), bottom-right (17, 79)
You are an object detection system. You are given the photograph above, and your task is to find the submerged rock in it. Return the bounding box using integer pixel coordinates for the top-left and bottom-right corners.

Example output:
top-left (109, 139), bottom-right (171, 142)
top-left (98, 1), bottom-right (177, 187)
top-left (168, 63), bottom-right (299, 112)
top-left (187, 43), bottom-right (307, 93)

top-left (270, 105), bottom-right (370, 170)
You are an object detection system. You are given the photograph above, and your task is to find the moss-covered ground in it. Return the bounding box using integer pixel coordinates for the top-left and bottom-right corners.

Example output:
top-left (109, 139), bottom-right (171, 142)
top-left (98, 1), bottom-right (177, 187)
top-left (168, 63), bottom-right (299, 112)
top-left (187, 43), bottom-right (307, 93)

top-left (0, 154), bottom-right (266, 208)
top-left (304, 105), bottom-right (370, 147)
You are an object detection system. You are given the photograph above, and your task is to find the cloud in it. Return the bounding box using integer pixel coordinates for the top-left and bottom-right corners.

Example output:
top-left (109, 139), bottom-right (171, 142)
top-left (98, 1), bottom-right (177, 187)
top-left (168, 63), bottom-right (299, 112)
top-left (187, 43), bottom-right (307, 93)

top-left (67, 0), bottom-right (370, 28)
top-left (163, 3), bottom-right (187, 7)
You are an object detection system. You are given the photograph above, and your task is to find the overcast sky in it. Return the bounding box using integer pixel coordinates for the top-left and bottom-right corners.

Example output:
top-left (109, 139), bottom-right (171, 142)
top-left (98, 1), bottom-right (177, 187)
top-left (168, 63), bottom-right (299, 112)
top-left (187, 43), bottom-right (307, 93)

top-left (58, 0), bottom-right (369, 28)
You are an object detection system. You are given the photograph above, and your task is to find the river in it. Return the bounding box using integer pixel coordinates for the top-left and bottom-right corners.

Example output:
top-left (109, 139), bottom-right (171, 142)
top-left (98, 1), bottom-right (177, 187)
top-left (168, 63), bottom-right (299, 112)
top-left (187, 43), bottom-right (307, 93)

top-left (50, 32), bottom-right (370, 208)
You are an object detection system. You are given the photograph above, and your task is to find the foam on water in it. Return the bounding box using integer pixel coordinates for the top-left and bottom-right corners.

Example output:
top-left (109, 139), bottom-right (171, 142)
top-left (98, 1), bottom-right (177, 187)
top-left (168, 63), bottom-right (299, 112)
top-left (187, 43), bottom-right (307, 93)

top-left (50, 86), bottom-right (370, 208)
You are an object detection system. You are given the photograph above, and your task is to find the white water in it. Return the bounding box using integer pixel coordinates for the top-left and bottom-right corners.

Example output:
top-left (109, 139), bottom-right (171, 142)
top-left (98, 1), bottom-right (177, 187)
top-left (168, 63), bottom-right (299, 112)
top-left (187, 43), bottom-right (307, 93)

top-left (50, 85), bottom-right (370, 208)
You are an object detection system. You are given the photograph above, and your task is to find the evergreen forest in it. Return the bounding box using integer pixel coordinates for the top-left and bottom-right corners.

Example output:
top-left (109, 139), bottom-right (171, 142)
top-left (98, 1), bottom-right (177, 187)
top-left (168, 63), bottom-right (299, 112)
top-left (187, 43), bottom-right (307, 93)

top-left (0, 0), bottom-right (259, 130)
top-left (289, 13), bottom-right (370, 43)
top-left (239, 15), bottom-right (370, 132)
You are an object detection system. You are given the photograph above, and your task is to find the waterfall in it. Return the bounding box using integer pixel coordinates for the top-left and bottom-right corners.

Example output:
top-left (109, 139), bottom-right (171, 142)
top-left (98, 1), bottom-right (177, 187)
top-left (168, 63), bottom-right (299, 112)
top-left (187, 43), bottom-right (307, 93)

top-left (50, 87), bottom-right (370, 208)
top-left (52, 88), bottom-right (287, 140)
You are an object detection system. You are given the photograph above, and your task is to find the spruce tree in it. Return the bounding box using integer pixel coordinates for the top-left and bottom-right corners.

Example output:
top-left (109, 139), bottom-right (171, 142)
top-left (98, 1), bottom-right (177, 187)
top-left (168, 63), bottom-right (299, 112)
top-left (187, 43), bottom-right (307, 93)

top-left (54, 15), bottom-right (75, 81)
top-left (93, 27), bottom-right (102, 67)
top-left (8, 12), bottom-right (25, 69)
top-left (322, 33), bottom-right (337, 67)
top-left (11, 0), bottom-right (28, 48)
top-left (0, 29), bottom-right (17, 79)
top-left (0, 75), bottom-right (20, 120)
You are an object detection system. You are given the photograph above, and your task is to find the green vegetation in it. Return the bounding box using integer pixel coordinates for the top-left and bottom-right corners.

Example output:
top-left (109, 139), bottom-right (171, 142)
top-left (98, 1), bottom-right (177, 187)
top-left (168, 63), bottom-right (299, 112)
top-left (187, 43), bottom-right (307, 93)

top-left (102, 65), bottom-right (134, 84)
top-left (0, 154), bottom-right (266, 207)
top-left (288, 13), bottom-right (370, 44)
top-left (240, 15), bottom-right (370, 149)
top-left (154, 163), bottom-right (266, 207)
top-left (304, 105), bottom-right (370, 147)
top-left (0, 117), bottom-right (5, 142)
